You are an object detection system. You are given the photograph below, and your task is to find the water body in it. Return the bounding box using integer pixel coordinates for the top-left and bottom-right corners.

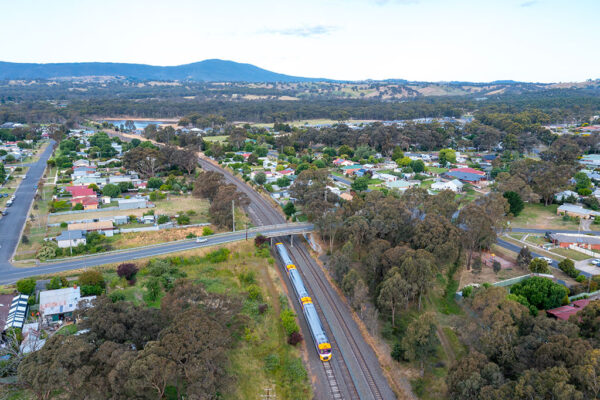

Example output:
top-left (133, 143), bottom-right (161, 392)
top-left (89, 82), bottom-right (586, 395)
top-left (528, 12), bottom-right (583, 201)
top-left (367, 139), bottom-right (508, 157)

top-left (100, 120), bottom-right (170, 130)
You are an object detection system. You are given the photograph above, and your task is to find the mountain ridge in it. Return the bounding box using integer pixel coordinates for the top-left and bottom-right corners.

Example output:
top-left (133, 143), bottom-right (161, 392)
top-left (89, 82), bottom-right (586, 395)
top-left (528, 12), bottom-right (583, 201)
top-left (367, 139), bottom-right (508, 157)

top-left (0, 59), bottom-right (326, 83)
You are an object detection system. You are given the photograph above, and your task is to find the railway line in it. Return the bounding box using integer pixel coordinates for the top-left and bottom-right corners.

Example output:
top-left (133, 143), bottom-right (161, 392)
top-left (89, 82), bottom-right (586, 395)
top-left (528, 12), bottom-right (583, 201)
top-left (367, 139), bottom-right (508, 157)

top-left (198, 156), bottom-right (397, 399)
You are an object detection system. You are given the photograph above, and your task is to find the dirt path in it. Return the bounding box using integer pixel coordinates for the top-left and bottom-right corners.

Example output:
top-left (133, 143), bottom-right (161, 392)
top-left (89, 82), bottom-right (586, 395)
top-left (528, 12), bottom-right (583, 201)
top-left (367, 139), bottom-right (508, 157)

top-left (436, 325), bottom-right (456, 365)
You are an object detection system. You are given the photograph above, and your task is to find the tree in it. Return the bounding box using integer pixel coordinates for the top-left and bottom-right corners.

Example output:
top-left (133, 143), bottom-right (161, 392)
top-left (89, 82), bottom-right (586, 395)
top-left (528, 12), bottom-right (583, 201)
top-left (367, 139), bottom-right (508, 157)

top-left (510, 276), bottom-right (567, 311)
top-left (410, 159), bottom-right (425, 173)
top-left (401, 313), bottom-right (439, 376)
top-left (392, 146), bottom-right (404, 162)
top-left (351, 176), bottom-right (369, 192)
top-left (517, 246), bottom-right (532, 268)
top-left (147, 177), bottom-right (163, 189)
top-left (192, 171), bottom-right (225, 200)
top-left (503, 191), bottom-right (524, 217)
top-left (102, 183), bottom-right (121, 198)
top-left (558, 258), bottom-right (578, 278)
top-left (117, 263), bottom-right (139, 281)
top-left (529, 258), bottom-right (550, 274)
top-left (176, 214), bottom-right (190, 225)
top-left (438, 148), bottom-right (457, 165)
top-left (16, 278), bottom-right (36, 295)
top-left (122, 146), bottom-right (162, 178)
top-left (378, 271), bottom-right (410, 327)
top-left (574, 171), bottom-right (592, 192)
top-left (254, 172), bottom-right (267, 185)
top-left (283, 201), bottom-right (296, 217)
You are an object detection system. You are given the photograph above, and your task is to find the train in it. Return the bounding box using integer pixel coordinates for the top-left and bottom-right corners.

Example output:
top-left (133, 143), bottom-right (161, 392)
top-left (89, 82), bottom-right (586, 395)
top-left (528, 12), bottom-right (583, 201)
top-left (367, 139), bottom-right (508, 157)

top-left (275, 242), bottom-right (332, 362)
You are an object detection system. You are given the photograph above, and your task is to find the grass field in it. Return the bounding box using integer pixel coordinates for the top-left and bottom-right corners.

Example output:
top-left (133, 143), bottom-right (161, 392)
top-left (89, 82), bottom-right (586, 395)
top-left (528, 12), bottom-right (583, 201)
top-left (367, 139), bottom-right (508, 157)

top-left (550, 247), bottom-right (591, 261)
top-left (511, 203), bottom-right (579, 230)
top-left (202, 135), bottom-right (228, 143)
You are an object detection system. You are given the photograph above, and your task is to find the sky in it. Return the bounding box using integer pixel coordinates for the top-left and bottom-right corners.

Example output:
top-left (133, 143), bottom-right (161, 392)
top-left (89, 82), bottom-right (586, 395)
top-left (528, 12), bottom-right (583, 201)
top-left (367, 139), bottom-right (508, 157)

top-left (1, 0), bottom-right (599, 82)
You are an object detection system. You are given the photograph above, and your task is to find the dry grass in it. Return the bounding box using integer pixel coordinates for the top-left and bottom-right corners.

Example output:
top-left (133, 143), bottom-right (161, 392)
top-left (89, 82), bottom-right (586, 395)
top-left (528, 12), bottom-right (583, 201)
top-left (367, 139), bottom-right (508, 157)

top-left (113, 226), bottom-right (211, 249)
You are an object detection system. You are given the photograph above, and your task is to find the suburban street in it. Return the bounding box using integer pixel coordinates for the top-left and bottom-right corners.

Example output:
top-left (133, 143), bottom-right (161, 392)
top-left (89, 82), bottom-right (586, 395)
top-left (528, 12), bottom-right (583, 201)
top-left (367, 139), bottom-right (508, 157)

top-left (0, 141), bottom-right (55, 267)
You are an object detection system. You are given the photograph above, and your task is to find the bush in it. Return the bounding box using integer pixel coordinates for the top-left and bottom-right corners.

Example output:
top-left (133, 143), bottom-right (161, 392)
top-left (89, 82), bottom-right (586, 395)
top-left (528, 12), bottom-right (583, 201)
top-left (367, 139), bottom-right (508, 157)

top-left (102, 183), bottom-right (121, 198)
top-left (117, 263), bottom-right (138, 281)
top-left (16, 278), bottom-right (36, 295)
top-left (157, 215), bottom-right (170, 224)
top-left (492, 260), bottom-right (502, 273)
top-left (149, 191), bottom-right (166, 201)
top-left (529, 258), bottom-right (550, 274)
top-left (73, 203), bottom-right (84, 210)
top-left (287, 331), bottom-right (303, 346)
top-left (558, 258), bottom-right (578, 278)
top-left (21, 235), bottom-right (29, 244)
top-left (280, 309), bottom-right (299, 336)
top-left (202, 226), bottom-right (214, 236)
top-left (576, 275), bottom-right (587, 283)
top-left (391, 342), bottom-right (404, 362)
top-left (60, 222), bottom-right (68, 228)
top-left (147, 177), bottom-right (163, 189)
top-left (254, 234), bottom-right (268, 248)
top-left (78, 270), bottom-right (105, 288)
top-left (109, 291), bottom-right (126, 302)
top-left (144, 277), bottom-right (162, 302)
top-left (461, 286), bottom-right (473, 298)
top-left (176, 215), bottom-right (190, 225)
top-left (246, 284), bottom-right (263, 301)
top-left (206, 248), bottom-right (230, 263)
top-left (81, 285), bottom-right (104, 296)
top-left (46, 277), bottom-right (64, 290)
top-left (510, 276), bottom-right (568, 311)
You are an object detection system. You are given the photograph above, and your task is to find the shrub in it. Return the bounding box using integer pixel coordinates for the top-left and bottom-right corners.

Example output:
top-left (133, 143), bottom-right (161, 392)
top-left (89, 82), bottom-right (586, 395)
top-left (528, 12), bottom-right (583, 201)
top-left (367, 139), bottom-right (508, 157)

top-left (73, 203), bottom-right (84, 210)
top-left (16, 278), bottom-right (36, 295)
top-left (576, 275), bottom-right (587, 283)
top-left (206, 248), bottom-right (230, 263)
top-left (147, 177), bottom-right (163, 189)
top-left (116, 263), bottom-right (139, 281)
top-left (78, 270), bottom-right (105, 288)
top-left (186, 233), bottom-right (195, 238)
top-left (280, 309), bottom-right (299, 336)
top-left (510, 276), bottom-right (568, 311)
top-left (258, 303), bottom-right (268, 314)
top-left (461, 286), bottom-right (473, 298)
top-left (202, 226), bottom-right (214, 236)
top-left (149, 191), bottom-right (166, 201)
top-left (176, 215), bottom-right (190, 225)
top-left (46, 277), bottom-right (64, 290)
top-left (246, 284), bottom-right (263, 301)
top-left (254, 234), bottom-right (268, 248)
top-left (81, 285), bottom-right (103, 296)
top-left (238, 269), bottom-right (256, 285)
top-left (391, 342), bottom-right (404, 361)
top-left (558, 258), bottom-right (578, 278)
top-left (492, 260), bottom-right (502, 273)
top-left (144, 277), bottom-right (162, 302)
top-left (102, 183), bottom-right (121, 198)
top-left (264, 353), bottom-right (280, 373)
top-left (60, 222), bottom-right (68, 228)
top-left (157, 215), bottom-right (170, 224)
top-left (287, 331), bottom-right (303, 346)
top-left (529, 258), bottom-right (550, 274)
top-left (109, 291), bottom-right (126, 302)
top-left (21, 235), bottom-right (29, 244)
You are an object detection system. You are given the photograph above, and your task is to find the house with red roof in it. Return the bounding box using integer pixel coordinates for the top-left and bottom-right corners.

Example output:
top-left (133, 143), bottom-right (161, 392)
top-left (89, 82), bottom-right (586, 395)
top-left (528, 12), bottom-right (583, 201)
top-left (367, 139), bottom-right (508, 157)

top-left (65, 186), bottom-right (96, 198)
top-left (449, 167), bottom-right (486, 176)
top-left (546, 299), bottom-right (590, 321)
top-left (70, 196), bottom-right (99, 210)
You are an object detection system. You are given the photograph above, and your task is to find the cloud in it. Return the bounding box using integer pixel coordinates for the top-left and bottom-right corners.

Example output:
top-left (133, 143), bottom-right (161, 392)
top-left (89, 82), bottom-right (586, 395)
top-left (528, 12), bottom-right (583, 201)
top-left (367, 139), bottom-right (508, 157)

top-left (520, 1), bottom-right (538, 7)
top-left (261, 25), bottom-right (338, 38)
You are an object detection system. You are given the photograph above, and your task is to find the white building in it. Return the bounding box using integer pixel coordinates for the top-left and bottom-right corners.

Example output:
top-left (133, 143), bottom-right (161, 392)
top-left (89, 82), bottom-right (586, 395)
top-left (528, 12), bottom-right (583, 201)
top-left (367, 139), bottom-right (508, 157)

top-left (431, 179), bottom-right (464, 193)
top-left (56, 230), bottom-right (86, 248)
top-left (39, 287), bottom-right (92, 324)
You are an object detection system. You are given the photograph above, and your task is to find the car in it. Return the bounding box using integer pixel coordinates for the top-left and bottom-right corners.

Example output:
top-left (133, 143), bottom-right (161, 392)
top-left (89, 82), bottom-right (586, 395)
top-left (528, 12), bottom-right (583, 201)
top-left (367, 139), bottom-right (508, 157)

top-left (591, 259), bottom-right (600, 266)
top-left (536, 256), bottom-right (553, 264)
top-left (1, 210), bottom-right (7, 216)
top-left (196, 237), bottom-right (208, 243)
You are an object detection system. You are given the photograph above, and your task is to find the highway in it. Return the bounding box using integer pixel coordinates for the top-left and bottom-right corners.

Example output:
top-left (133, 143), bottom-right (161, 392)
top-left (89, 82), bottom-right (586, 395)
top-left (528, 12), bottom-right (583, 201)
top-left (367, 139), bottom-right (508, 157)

top-left (198, 157), bottom-right (396, 399)
top-left (0, 223), bottom-right (314, 285)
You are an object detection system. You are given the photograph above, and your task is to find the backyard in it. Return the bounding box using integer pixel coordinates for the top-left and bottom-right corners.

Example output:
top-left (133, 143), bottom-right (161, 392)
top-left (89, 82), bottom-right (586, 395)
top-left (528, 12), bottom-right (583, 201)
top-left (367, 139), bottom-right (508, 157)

top-left (511, 203), bottom-right (579, 230)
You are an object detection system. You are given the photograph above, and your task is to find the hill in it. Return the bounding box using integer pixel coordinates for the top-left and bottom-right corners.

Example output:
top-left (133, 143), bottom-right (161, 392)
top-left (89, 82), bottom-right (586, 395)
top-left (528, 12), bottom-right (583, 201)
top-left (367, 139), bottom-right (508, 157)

top-left (0, 59), bottom-right (324, 82)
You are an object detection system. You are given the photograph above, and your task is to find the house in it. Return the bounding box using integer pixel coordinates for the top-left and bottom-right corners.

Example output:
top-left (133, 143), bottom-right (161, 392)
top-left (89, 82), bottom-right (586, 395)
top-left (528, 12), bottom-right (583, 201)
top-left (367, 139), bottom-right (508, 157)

top-left (117, 198), bottom-right (147, 210)
top-left (376, 173), bottom-right (398, 183)
top-left (39, 287), bottom-right (91, 324)
top-left (444, 170), bottom-right (487, 185)
top-left (73, 159), bottom-right (91, 168)
top-left (449, 167), bottom-right (485, 176)
top-left (70, 196), bottom-right (99, 210)
top-left (65, 185), bottom-right (96, 198)
top-left (72, 175), bottom-right (105, 186)
top-left (557, 204), bottom-right (600, 219)
top-left (341, 164), bottom-right (363, 176)
top-left (72, 166), bottom-right (97, 178)
top-left (547, 299), bottom-right (590, 321)
top-left (3, 294), bottom-right (29, 331)
top-left (431, 179), bottom-right (464, 193)
top-left (56, 230), bottom-right (87, 248)
top-left (555, 190), bottom-right (580, 202)
top-left (386, 180), bottom-right (418, 191)
top-left (68, 220), bottom-right (114, 233)
top-left (142, 215), bottom-right (156, 224)
top-left (549, 233), bottom-right (600, 250)
top-left (278, 169), bottom-right (295, 177)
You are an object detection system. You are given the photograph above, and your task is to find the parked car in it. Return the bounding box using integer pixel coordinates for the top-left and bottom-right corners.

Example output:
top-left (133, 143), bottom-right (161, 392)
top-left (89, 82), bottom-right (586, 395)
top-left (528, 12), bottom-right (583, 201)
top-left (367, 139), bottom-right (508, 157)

top-left (536, 256), bottom-right (553, 264)
top-left (590, 259), bottom-right (600, 266)
top-left (1, 210), bottom-right (7, 216)
top-left (196, 237), bottom-right (208, 243)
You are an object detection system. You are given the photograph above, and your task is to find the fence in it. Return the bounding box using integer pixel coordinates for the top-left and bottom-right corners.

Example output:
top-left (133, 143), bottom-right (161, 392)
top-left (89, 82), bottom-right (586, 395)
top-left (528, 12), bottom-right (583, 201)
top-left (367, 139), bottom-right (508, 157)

top-left (568, 244), bottom-right (600, 258)
top-left (50, 204), bottom-right (155, 216)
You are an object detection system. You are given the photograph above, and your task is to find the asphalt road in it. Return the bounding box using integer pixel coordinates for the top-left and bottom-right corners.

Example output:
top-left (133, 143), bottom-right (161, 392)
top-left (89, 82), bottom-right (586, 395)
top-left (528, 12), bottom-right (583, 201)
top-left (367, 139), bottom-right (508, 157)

top-left (0, 141), bottom-right (55, 266)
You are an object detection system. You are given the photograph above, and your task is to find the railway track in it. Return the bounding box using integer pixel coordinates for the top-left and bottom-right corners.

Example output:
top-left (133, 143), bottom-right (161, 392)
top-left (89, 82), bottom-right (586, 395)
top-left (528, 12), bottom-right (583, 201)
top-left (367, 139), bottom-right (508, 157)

top-left (198, 156), bottom-right (396, 399)
top-left (292, 241), bottom-right (386, 400)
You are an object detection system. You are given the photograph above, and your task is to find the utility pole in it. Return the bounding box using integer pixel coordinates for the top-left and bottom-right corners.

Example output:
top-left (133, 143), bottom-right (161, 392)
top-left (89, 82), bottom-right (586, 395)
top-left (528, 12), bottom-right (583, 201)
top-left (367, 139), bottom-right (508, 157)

top-left (245, 221), bottom-right (249, 240)
top-left (232, 200), bottom-right (235, 232)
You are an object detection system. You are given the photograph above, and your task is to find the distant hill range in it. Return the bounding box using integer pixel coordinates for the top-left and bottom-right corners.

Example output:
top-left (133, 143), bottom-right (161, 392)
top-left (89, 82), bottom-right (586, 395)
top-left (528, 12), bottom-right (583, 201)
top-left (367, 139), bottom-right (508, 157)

top-left (0, 59), bottom-right (325, 82)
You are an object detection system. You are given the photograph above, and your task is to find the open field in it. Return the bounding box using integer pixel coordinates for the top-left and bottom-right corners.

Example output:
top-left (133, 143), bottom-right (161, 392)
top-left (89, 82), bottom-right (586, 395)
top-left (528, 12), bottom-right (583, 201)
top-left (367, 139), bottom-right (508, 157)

top-left (202, 135), bottom-right (228, 142)
top-left (249, 118), bottom-right (378, 128)
top-left (511, 203), bottom-right (579, 230)
top-left (550, 247), bottom-right (591, 261)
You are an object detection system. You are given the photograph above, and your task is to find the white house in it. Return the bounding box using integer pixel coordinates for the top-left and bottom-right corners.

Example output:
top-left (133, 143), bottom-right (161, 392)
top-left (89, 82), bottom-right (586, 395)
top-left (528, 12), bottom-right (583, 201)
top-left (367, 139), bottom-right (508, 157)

top-left (56, 230), bottom-right (86, 248)
top-left (375, 173), bottom-right (398, 183)
top-left (39, 287), bottom-right (93, 324)
top-left (431, 179), bottom-right (464, 193)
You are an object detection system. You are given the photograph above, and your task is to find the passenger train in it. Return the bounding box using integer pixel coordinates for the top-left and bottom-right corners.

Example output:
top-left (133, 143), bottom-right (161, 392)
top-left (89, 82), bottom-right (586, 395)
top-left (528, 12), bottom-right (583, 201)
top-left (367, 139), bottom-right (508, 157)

top-left (275, 242), bottom-right (332, 361)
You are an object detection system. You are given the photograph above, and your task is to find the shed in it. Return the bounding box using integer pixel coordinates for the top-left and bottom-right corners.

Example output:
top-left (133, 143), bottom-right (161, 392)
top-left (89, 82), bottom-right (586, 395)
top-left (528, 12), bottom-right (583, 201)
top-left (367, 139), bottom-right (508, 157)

top-left (118, 198), bottom-right (147, 210)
